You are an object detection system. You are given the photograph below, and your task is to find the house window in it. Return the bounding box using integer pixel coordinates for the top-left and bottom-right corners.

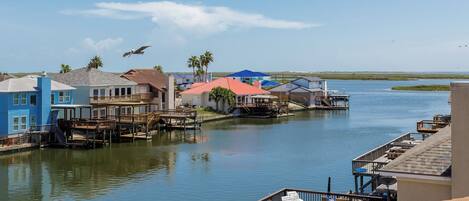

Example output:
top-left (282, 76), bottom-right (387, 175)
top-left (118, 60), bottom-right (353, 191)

top-left (100, 109), bottom-right (106, 119)
top-left (126, 107), bottom-right (132, 115)
top-left (100, 89), bottom-right (105, 97)
top-left (21, 94), bottom-right (27, 105)
top-left (30, 95), bottom-right (37, 106)
top-left (92, 109), bottom-right (99, 118)
top-left (93, 89), bottom-right (99, 97)
top-left (121, 88), bottom-right (126, 96)
top-left (161, 92), bottom-right (165, 102)
top-left (51, 94), bottom-right (55, 104)
top-left (121, 107), bottom-right (126, 115)
top-left (59, 91), bottom-right (64, 103)
top-left (65, 91), bottom-right (71, 102)
top-left (13, 94), bottom-right (19, 105)
top-left (127, 88), bottom-right (131, 95)
top-left (21, 116), bottom-right (27, 130)
top-left (115, 88), bottom-right (120, 96)
top-left (13, 117), bottom-right (19, 131)
top-left (30, 115), bottom-right (36, 129)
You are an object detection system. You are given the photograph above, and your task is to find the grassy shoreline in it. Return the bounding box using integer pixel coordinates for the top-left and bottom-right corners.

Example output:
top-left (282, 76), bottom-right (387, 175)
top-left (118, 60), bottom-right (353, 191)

top-left (209, 72), bottom-right (469, 81)
top-left (391, 85), bottom-right (450, 91)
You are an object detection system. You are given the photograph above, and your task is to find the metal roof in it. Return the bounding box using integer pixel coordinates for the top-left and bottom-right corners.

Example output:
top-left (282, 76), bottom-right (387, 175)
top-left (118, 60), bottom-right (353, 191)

top-left (50, 67), bottom-right (137, 87)
top-left (226, 70), bottom-right (270, 78)
top-left (0, 75), bottom-right (75, 92)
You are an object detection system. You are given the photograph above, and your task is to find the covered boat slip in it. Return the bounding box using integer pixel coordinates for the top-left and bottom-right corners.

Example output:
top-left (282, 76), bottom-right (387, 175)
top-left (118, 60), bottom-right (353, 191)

top-left (52, 102), bottom-right (199, 148)
top-left (236, 94), bottom-right (291, 118)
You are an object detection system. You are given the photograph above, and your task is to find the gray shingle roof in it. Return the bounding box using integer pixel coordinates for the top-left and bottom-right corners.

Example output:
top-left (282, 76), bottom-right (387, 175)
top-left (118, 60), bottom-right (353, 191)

top-left (379, 126), bottom-right (452, 176)
top-left (50, 67), bottom-right (136, 87)
top-left (0, 75), bottom-right (75, 92)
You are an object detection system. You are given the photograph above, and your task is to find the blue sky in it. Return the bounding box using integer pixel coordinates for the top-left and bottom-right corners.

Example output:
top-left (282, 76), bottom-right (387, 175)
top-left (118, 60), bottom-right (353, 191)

top-left (2, 0), bottom-right (469, 73)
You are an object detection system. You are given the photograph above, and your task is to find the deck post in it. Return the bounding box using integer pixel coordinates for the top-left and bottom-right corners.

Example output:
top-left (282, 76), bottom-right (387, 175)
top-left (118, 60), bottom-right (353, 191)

top-left (359, 176), bottom-right (364, 193)
top-left (354, 175), bottom-right (358, 193)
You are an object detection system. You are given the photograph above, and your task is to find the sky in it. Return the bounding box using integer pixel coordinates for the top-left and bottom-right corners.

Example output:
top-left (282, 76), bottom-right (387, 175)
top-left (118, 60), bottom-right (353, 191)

top-left (2, 0), bottom-right (469, 73)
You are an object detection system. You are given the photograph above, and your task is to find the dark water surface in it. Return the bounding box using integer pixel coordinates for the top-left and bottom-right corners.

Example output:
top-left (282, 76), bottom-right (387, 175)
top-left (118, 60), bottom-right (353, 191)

top-left (0, 80), bottom-right (452, 201)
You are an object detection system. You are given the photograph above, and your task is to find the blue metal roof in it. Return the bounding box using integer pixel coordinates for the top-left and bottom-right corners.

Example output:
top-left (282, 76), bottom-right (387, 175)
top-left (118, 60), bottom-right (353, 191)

top-left (226, 70), bottom-right (270, 78)
top-left (261, 80), bottom-right (280, 87)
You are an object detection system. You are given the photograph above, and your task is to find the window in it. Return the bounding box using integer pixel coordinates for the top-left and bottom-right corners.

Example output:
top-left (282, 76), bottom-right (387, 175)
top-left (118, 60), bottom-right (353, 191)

top-left (13, 117), bottom-right (19, 131)
top-left (100, 109), bottom-right (106, 119)
top-left (21, 94), bottom-right (27, 105)
top-left (59, 91), bottom-right (64, 103)
top-left (30, 95), bottom-right (37, 106)
top-left (127, 87), bottom-right (132, 95)
top-left (115, 88), bottom-right (120, 96)
top-left (100, 89), bottom-right (105, 97)
top-left (30, 115), bottom-right (36, 129)
top-left (161, 92), bottom-right (165, 102)
top-left (126, 107), bottom-right (132, 115)
top-left (92, 109), bottom-right (99, 118)
top-left (121, 88), bottom-right (126, 96)
top-left (21, 116), bottom-right (27, 129)
top-left (51, 94), bottom-right (55, 104)
top-left (13, 94), bottom-right (19, 105)
top-left (64, 91), bottom-right (71, 102)
top-left (121, 107), bottom-right (126, 115)
top-left (93, 89), bottom-right (99, 97)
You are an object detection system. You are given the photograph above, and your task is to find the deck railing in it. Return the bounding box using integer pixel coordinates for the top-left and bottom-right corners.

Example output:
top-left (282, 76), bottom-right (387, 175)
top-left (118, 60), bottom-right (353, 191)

top-left (0, 125), bottom-right (53, 148)
top-left (416, 120), bottom-right (449, 133)
top-left (89, 93), bottom-right (153, 104)
top-left (259, 188), bottom-right (383, 201)
top-left (352, 132), bottom-right (425, 175)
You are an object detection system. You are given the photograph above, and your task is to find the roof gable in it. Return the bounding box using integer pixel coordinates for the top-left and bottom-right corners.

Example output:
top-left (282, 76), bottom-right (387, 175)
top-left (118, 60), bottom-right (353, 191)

top-left (122, 69), bottom-right (168, 90)
top-left (50, 67), bottom-right (137, 87)
top-left (180, 78), bottom-right (269, 95)
top-left (0, 75), bottom-right (75, 92)
top-left (226, 70), bottom-right (270, 78)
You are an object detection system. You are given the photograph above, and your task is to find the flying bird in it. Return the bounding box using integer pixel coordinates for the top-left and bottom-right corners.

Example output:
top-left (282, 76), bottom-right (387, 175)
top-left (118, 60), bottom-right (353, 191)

top-left (123, 45), bottom-right (151, 57)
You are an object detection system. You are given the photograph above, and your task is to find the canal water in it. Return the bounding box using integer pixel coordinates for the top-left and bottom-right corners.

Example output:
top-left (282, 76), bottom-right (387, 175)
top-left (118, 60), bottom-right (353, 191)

top-left (0, 80), bottom-right (452, 201)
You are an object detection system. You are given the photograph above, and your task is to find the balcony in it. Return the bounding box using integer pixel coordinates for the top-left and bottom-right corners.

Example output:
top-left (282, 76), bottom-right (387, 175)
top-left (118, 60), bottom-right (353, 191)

top-left (352, 132), bottom-right (428, 176)
top-left (259, 188), bottom-right (383, 201)
top-left (89, 93), bottom-right (153, 105)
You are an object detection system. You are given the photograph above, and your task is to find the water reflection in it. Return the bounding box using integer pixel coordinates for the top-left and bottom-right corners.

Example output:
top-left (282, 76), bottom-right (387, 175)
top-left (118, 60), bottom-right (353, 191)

top-left (0, 130), bottom-right (209, 201)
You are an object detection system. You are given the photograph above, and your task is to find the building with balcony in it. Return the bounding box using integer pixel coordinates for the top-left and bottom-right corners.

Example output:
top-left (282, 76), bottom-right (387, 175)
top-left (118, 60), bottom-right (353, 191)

top-left (121, 68), bottom-right (175, 110)
top-left (0, 74), bottom-right (75, 137)
top-left (50, 67), bottom-right (139, 119)
top-left (269, 77), bottom-right (349, 109)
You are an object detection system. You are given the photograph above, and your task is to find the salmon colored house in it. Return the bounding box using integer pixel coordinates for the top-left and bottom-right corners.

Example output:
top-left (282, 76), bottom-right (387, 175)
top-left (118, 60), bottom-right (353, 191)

top-left (180, 77), bottom-right (269, 110)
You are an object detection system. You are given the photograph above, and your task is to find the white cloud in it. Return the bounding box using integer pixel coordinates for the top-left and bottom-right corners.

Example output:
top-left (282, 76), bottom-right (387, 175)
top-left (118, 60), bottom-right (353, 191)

top-left (81, 37), bottom-right (123, 52)
top-left (62, 1), bottom-right (318, 34)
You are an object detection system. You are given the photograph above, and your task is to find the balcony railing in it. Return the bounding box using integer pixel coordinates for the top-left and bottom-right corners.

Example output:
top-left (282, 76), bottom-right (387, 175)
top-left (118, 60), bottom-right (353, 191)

top-left (89, 93), bottom-right (153, 104)
top-left (259, 188), bottom-right (383, 201)
top-left (416, 120), bottom-right (449, 133)
top-left (352, 132), bottom-right (426, 175)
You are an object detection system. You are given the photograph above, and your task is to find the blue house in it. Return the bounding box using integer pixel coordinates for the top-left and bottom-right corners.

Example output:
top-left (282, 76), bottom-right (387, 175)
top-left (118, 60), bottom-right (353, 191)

top-left (0, 74), bottom-right (75, 137)
top-left (226, 70), bottom-right (279, 88)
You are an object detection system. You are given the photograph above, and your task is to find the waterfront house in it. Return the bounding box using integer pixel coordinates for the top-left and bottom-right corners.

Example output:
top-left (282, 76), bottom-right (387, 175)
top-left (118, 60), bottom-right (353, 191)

top-left (269, 77), bottom-right (349, 108)
top-left (50, 67), bottom-right (139, 119)
top-left (121, 69), bottom-right (175, 110)
top-left (226, 69), bottom-right (277, 88)
top-left (180, 77), bottom-right (269, 110)
top-left (0, 74), bottom-right (75, 137)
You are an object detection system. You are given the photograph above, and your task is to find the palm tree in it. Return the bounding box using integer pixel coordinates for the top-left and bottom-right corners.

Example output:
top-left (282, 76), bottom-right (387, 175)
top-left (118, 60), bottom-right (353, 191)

top-left (209, 87), bottom-right (224, 112)
top-left (221, 88), bottom-right (236, 110)
top-left (187, 56), bottom-right (200, 82)
top-left (87, 55), bottom-right (103, 70)
top-left (199, 51), bottom-right (213, 82)
top-left (154, 65), bottom-right (164, 73)
top-left (60, 64), bottom-right (72, 73)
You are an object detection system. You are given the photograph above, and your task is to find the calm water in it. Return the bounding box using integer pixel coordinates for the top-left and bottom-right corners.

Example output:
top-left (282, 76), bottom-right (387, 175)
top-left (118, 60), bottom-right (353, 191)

top-left (0, 80), bottom-right (452, 201)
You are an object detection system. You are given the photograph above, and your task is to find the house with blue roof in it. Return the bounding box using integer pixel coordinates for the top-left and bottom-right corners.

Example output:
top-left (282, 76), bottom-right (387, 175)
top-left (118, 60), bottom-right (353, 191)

top-left (226, 70), bottom-right (278, 88)
top-left (0, 74), bottom-right (75, 137)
